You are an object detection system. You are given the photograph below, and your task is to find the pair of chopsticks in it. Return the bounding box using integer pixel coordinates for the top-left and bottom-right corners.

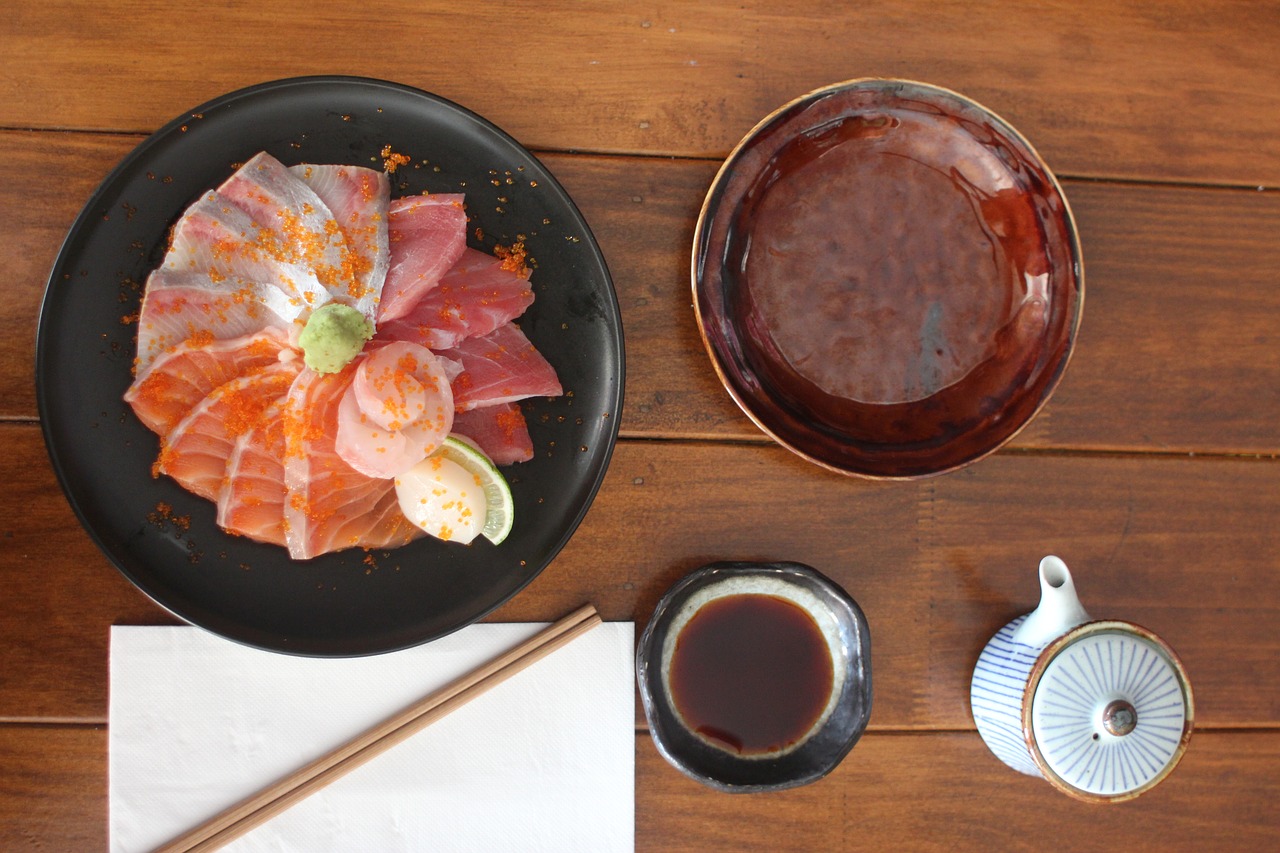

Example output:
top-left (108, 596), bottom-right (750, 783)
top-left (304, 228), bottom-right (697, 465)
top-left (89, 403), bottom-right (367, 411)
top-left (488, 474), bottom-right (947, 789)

top-left (153, 603), bottom-right (602, 853)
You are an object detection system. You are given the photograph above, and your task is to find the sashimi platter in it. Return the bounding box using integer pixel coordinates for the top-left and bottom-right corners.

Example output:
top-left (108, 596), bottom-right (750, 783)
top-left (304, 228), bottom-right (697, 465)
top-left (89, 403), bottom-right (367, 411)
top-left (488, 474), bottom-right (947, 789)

top-left (37, 78), bottom-right (623, 655)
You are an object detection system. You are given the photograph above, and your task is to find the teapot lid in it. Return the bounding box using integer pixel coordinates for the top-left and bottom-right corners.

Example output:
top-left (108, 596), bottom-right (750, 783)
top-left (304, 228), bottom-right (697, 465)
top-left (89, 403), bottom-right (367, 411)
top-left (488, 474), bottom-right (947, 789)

top-left (1024, 620), bottom-right (1194, 803)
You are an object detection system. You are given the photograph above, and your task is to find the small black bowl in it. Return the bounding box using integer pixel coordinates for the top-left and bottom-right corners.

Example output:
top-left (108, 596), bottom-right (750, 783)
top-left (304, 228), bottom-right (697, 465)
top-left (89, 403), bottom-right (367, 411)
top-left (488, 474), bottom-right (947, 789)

top-left (636, 561), bottom-right (872, 792)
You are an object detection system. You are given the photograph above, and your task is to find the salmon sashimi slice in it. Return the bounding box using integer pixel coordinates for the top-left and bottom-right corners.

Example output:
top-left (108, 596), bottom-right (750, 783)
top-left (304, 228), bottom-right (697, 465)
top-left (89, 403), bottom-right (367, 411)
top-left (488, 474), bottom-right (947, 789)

top-left (289, 163), bottom-right (390, 319)
top-left (217, 401), bottom-right (290, 546)
top-left (133, 270), bottom-right (291, 374)
top-left (163, 190), bottom-right (330, 320)
top-left (155, 361), bottom-right (302, 502)
top-left (377, 195), bottom-right (467, 324)
top-left (126, 328), bottom-right (292, 438)
top-left (441, 322), bottom-right (563, 412)
top-left (281, 368), bottom-right (420, 560)
top-left (377, 247), bottom-right (536, 350)
top-left (219, 152), bottom-right (361, 316)
top-left (450, 403), bottom-right (535, 465)
top-left (335, 341), bottom-right (456, 479)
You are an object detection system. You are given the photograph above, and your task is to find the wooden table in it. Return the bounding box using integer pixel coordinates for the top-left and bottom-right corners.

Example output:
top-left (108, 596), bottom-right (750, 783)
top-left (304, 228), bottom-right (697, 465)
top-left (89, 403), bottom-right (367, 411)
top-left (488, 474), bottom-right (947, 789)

top-left (3, 1), bottom-right (1278, 848)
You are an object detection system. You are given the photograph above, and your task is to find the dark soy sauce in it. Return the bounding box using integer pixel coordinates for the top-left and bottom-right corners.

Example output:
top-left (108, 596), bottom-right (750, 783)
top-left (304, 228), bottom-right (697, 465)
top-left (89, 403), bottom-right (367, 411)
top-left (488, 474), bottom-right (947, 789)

top-left (669, 594), bottom-right (834, 755)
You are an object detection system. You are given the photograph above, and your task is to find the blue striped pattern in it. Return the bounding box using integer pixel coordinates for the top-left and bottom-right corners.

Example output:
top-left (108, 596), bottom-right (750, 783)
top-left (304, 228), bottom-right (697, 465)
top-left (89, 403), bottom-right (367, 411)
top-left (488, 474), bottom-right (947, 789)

top-left (1029, 633), bottom-right (1186, 797)
top-left (970, 615), bottom-right (1043, 778)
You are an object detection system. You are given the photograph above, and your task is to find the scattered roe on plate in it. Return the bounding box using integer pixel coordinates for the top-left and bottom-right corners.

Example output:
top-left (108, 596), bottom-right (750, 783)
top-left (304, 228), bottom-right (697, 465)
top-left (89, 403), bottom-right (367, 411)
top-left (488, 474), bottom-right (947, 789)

top-left (380, 144), bottom-right (412, 173)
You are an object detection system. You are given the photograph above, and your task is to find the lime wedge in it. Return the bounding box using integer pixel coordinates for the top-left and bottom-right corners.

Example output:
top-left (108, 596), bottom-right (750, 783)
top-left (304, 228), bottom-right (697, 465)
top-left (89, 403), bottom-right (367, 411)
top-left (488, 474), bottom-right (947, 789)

top-left (437, 436), bottom-right (514, 545)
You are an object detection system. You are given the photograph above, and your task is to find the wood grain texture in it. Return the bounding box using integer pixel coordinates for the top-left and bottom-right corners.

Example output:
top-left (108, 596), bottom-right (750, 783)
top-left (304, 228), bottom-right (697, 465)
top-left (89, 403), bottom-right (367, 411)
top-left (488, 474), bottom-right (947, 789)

top-left (5, 423), bottom-right (1277, 728)
top-left (1, 2), bottom-right (1278, 185)
top-left (7, 133), bottom-right (1280, 455)
top-left (2, 726), bottom-right (1275, 850)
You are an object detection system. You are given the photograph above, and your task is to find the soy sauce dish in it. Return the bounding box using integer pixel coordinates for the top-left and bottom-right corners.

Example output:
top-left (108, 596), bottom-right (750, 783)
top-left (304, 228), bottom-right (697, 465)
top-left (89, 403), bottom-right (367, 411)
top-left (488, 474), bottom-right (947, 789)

top-left (637, 562), bottom-right (872, 792)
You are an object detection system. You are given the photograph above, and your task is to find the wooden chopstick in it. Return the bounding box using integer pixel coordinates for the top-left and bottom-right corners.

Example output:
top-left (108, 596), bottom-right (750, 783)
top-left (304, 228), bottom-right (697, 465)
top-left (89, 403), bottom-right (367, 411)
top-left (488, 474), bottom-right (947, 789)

top-left (152, 603), bottom-right (602, 853)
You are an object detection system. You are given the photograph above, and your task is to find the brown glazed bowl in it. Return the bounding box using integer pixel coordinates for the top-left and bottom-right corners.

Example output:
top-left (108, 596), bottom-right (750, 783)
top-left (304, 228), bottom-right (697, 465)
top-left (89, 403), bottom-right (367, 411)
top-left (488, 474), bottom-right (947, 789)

top-left (693, 79), bottom-right (1083, 478)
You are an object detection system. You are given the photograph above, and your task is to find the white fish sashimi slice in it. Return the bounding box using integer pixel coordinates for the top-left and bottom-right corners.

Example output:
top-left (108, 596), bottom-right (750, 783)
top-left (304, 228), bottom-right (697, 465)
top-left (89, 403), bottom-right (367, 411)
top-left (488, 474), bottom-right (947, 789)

top-left (133, 269), bottom-right (292, 374)
top-left (289, 163), bottom-right (390, 321)
top-left (163, 190), bottom-right (330, 320)
top-left (219, 152), bottom-right (359, 315)
top-left (334, 342), bottom-right (455, 479)
top-left (377, 195), bottom-right (467, 324)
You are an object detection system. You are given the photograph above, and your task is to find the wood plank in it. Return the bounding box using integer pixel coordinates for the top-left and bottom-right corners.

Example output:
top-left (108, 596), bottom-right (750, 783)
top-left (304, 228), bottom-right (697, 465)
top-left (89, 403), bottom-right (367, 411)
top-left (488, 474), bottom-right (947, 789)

top-left (5, 424), bottom-right (1277, 729)
top-left (0, 725), bottom-right (105, 849)
top-left (7, 132), bottom-right (1280, 455)
top-left (2, 2), bottom-right (1278, 185)
top-left (2, 725), bottom-right (1276, 849)
top-left (636, 730), bottom-right (1280, 851)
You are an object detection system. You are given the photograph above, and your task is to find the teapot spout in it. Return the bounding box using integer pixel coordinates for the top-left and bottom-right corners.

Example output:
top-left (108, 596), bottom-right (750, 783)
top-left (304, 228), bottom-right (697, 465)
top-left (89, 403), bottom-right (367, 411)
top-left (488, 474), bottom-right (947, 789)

top-left (1010, 556), bottom-right (1091, 648)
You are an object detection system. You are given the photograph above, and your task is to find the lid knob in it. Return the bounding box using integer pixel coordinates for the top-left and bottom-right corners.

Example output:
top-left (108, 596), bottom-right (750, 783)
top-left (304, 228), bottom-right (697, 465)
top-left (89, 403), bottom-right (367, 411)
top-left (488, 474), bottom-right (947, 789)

top-left (1101, 699), bottom-right (1137, 737)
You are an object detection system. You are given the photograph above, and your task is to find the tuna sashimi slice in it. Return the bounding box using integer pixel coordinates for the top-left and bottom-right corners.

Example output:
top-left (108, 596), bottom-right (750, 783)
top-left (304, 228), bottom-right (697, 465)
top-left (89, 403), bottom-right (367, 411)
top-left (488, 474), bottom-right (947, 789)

top-left (450, 403), bottom-right (534, 465)
top-left (335, 342), bottom-right (455, 479)
top-left (133, 269), bottom-right (292, 374)
top-left (441, 322), bottom-right (563, 412)
top-left (378, 247), bottom-right (535, 350)
top-left (126, 328), bottom-right (292, 438)
top-left (290, 163), bottom-right (390, 318)
top-left (163, 190), bottom-right (330, 319)
top-left (377, 195), bottom-right (467, 324)
top-left (281, 368), bottom-right (421, 560)
top-left (156, 361), bottom-right (302, 501)
top-left (219, 152), bottom-right (360, 315)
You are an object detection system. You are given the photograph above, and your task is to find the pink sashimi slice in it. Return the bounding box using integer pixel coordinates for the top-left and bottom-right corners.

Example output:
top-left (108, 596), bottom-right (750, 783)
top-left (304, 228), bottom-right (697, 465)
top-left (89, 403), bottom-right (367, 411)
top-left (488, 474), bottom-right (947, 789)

top-left (376, 195), bottom-right (467, 324)
top-left (126, 327), bottom-right (292, 438)
top-left (163, 190), bottom-right (330, 320)
top-left (217, 400), bottom-right (290, 546)
top-left (155, 361), bottom-right (302, 502)
top-left (133, 270), bottom-right (292, 374)
top-left (281, 367), bottom-right (421, 560)
top-left (289, 163), bottom-right (390, 319)
top-left (450, 403), bottom-right (535, 465)
top-left (440, 322), bottom-right (563, 412)
top-left (335, 341), bottom-right (455, 479)
top-left (219, 152), bottom-right (360, 316)
top-left (377, 247), bottom-right (535, 350)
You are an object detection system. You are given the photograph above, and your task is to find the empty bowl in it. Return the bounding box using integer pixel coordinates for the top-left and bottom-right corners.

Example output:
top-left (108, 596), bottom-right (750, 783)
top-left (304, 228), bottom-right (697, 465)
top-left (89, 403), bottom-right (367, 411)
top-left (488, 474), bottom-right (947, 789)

top-left (693, 78), bottom-right (1083, 478)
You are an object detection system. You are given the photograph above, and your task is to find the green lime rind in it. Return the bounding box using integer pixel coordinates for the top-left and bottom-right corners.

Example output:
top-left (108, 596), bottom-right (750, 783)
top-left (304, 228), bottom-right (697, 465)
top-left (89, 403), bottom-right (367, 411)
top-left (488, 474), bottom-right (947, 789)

top-left (438, 436), bottom-right (514, 545)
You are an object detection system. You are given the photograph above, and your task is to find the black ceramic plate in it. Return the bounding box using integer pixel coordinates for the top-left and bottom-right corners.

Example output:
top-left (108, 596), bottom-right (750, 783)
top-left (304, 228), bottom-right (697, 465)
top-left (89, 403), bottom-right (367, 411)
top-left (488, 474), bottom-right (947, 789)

top-left (36, 77), bottom-right (623, 656)
top-left (694, 79), bottom-right (1082, 479)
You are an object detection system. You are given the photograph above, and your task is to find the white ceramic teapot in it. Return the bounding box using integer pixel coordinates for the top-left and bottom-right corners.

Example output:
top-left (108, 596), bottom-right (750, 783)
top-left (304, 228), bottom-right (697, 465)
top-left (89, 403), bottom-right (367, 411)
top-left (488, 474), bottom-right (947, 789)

top-left (970, 556), bottom-right (1194, 802)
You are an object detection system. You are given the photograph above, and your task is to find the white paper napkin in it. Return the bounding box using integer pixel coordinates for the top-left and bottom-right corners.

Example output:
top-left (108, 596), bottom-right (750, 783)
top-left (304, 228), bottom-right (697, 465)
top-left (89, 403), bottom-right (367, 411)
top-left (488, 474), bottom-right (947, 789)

top-left (109, 621), bottom-right (635, 852)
